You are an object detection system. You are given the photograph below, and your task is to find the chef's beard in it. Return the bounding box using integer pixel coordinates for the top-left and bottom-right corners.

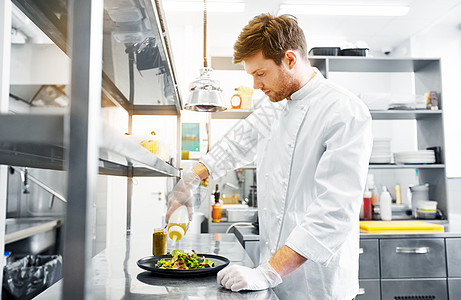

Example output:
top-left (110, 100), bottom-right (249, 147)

top-left (267, 67), bottom-right (299, 102)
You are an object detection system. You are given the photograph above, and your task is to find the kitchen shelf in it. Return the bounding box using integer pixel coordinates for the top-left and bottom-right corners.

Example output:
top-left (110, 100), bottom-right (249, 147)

top-left (2, 1), bottom-right (184, 299)
top-left (309, 57), bottom-right (448, 224)
top-left (212, 56), bottom-right (441, 73)
top-left (370, 110), bottom-right (442, 120)
top-left (310, 56), bottom-right (440, 73)
top-left (0, 114), bottom-right (178, 177)
top-left (369, 164), bottom-right (445, 169)
top-left (211, 108), bottom-right (443, 121)
top-left (211, 109), bottom-right (253, 119)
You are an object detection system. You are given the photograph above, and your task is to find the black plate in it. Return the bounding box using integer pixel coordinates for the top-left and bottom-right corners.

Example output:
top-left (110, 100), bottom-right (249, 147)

top-left (136, 254), bottom-right (230, 277)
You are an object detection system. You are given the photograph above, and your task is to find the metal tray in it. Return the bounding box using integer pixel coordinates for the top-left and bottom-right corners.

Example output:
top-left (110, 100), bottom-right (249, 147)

top-left (137, 254), bottom-right (230, 277)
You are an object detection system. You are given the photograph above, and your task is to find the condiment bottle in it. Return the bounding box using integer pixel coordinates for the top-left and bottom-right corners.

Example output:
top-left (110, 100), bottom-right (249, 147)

top-left (212, 184), bottom-right (222, 222)
top-left (152, 228), bottom-right (167, 255)
top-left (380, 186), bottom-right (392, 221)
top-left (367, 174), bottom-right (380, 207)
top-left (395, 184), bottom-right (402, 204)
top-left (363, 189), bottom-right (372, 221)
top-left (230, 92), bottom-right (242, 109)
top-left (167, 205), bottom-right (190, 242)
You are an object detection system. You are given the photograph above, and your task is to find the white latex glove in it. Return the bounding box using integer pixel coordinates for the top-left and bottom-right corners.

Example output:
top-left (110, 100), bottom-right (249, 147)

top-left (166, 169), bottom-right (201, 222)
top-left (217, 262), bottom-right (282, 292)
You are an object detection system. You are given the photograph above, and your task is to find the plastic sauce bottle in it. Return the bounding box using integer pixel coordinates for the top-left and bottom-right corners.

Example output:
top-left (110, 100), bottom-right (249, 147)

top-left (212, 184), bottom-right (222, 222)
top-left (363, 189), bottom-right (373, 221)
top-left (380, 186), bottom-right (393, 221)
top-left (167, 205), bottom-right (190, 246)
top-left (395, 184), bottom-right (402, 204)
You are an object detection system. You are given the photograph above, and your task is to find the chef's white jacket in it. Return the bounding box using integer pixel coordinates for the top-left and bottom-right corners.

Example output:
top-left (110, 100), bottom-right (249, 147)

top-left (201, 69), bottom-right (372, 299)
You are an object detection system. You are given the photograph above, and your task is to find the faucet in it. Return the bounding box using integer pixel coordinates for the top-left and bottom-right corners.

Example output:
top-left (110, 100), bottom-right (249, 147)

top-left (223, 182), bottom-right (239, 190)
top-left (22, 167), bottom-right (30, 194)
top-left (12, 166), bottom-right (67, 207)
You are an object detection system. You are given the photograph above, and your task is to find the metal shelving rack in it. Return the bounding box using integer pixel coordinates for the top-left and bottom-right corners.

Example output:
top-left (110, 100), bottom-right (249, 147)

top-left (1, 0), bottom-right (182, 298)
top-left (311, 57), bottom-right (447, 218)
top-left (211, 55), bottom-right (448, 221)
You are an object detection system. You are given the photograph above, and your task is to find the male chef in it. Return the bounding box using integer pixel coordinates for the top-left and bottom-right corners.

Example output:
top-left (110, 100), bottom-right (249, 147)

top-left (166, 14), bottom-right (372, 299)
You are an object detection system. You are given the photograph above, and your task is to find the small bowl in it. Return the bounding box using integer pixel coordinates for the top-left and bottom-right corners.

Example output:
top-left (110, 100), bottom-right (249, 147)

top-left (414, 208), bottom-right (437, 220)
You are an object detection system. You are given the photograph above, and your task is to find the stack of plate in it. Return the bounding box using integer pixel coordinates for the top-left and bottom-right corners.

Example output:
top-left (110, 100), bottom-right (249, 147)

top-left (394, 150), bottom-right (435, 164)
top-left (370, 138), bottom-right (391, 164)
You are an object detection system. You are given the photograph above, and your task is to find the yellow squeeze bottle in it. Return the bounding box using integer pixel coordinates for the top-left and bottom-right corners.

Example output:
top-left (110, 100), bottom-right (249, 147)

top-left (167, 206), bottom-right (190, 244)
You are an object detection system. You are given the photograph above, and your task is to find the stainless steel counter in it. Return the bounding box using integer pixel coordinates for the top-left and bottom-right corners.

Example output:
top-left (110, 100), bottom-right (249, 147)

top-left (35, 233), bottom-right (278, 299)
top-left (233, 224), bottom-right (461, 242)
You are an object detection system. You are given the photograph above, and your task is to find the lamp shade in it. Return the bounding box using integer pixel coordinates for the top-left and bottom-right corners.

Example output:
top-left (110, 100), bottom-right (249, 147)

top-left (184, 68), bottom-right (227, 112)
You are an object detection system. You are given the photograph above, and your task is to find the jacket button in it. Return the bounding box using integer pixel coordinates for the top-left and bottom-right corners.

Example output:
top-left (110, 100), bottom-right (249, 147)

top-left (270, 249), bottom-right (276, 255)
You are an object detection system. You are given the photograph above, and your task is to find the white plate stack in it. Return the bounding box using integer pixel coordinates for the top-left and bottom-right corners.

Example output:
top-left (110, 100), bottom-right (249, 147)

top-left (394, 150), bottom-right (436, 164)
top-left (370, 138), bottom-right (392, 164)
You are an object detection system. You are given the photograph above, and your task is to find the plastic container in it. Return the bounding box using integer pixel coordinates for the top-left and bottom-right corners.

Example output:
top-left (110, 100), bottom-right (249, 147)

top-left (308, 47), bottom-right (340, 56)
top-left (367, 174), bottom-right (380, 206)
top-left (410, 184), bottom-right (430, 209)
top-left (380, 186), bottom-right (392, 221)
top-left (339, 48), bottom-right (369, 56)
top-left (3, 255), bottom-right (62, 300)
top-left (415, 200), bottom-right (438, 220)
top-left (167, 206), bottom-right (190, 241)
top-left (395, 184), bottom-right (402, 204)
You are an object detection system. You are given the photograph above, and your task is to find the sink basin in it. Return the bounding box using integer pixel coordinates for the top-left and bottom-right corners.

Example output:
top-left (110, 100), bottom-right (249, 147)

top-left (227, 208), bottom-right (258, 222)
top-left (5, 218), bottom-right (62, 256)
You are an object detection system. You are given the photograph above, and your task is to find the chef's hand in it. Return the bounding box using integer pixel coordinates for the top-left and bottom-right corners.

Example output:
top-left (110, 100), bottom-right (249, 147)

top-left (217, 262), bottom-right (282, 292)
top-left (166, 169), bottom-right (201, 222)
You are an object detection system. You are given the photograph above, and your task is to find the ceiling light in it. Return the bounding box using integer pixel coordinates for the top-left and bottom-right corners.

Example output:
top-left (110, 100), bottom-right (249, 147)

top-left (164, 1), bottom-right (245, 13)
top-left (279, 4), bottom-right (410, 17)
top-left (184, 0), bottom-right (227, 112)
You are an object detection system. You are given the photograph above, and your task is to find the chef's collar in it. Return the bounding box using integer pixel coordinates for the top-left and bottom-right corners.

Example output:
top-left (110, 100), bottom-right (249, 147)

top-left (289, 67), bottom-right (323, 101)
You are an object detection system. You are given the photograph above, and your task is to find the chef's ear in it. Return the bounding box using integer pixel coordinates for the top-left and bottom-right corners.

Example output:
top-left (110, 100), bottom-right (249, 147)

top-left (283, 50), bottom-right (297, 70)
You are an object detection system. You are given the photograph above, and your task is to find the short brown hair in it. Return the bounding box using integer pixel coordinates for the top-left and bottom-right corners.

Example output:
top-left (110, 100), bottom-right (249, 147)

top-left (233, 14), bottom-right (307, 65)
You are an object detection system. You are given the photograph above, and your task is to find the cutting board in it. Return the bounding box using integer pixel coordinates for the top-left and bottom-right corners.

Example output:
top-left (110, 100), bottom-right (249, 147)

top-left (360, 221), bottom-right (444, 233)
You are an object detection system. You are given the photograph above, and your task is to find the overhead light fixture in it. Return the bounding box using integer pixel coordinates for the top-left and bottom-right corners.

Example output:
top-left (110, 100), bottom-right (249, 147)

top-left (184, 0), bottom-right (227, 112)
top-left (164, 1), bottom-right (245, 13)
top-left (279, 4), bottom-right (410, 17)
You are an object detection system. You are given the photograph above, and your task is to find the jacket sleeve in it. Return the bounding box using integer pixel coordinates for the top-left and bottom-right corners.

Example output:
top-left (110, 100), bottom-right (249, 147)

top-left (200, 101), bottom-right (285, 179)
top-left (285, 97), bottom-right (372, 266)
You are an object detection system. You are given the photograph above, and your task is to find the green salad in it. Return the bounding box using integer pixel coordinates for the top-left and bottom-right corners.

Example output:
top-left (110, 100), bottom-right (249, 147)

top-left (156, 250), bottom-right (214, 269)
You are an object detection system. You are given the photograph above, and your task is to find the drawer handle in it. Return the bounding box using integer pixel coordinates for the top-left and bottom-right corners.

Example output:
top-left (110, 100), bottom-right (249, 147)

top-left (395, 246), bottom-right (429, 254)
top-left (358, 288), bottom-right (365, 295)
top-left (359, 248), bottom-right (364, 254)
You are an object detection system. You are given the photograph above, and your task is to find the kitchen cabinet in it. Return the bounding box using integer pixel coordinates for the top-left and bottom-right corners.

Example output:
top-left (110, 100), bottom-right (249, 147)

top-left (446, 238), bottom-right (461, 299)
top-left (358, 234), bottom-right (461, 300)
top-left (357, 239), bottom-right (380, 300)
top-left (381, 279), bottom-right (447, 300)
top-left (359, 239), bottom-right (380, 279)
top-left (231, 226), bottom-right (461, 300)
top-left (1, 0), bottom-right (182, 298)
top-left (380, 238), bottom-right (446, 278)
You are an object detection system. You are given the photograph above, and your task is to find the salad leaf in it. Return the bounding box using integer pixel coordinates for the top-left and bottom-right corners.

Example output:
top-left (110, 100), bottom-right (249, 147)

top-left (156, 250), bottom-right (214, 269)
